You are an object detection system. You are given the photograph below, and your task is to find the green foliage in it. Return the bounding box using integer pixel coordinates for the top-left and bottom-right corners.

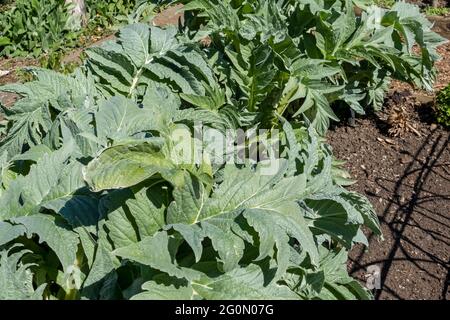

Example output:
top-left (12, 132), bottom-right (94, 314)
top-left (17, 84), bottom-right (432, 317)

top-left (5, 0), bottom-right (441, 300)
top-left (0, 245), bottom-right (46, 300)
top-left (425, 6), bottom-right (450, 16)
top-left (435, 84), bottom-right (450, 127)
top-left (85, 0), bottom-right (135, 28)
top-left (39, 51), bottom-right (81, 74)
top-left (0, 0), bottom-right (79, 58)
top-left (180, 0), bottom-right (446, 133)
top-left (0, 0), bottom-right (14, 12)
top-left (0, 22), bottom-right (382, 300)
top-left (85, 0), bottom-right (160, 29)
top-left (0, 0), bottom-right (160, 70)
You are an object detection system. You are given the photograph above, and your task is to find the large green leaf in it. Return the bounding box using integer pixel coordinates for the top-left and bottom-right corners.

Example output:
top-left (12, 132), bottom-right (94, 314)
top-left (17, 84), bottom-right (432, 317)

top-left (12, 214), bottom-right (79, 272)
top-left (0, 69), bottom-right (97, 159)
top-left (84, 140), bottom-right (172, 191)
top-left (226, 42), bottom-right (278, 112)
top-left (95, 96), bottom-right (159, 142)
top-left (191, 264), bottom-right (299, 300)
top-left (113, 231), bottom-right (198, 281)
top-left (0, 140), bottom-right (76, 220)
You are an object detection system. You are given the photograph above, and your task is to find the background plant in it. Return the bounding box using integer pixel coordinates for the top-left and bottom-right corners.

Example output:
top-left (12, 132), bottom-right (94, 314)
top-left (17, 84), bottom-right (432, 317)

top-left (0, 0), bottom-right (162, 70)
top-left (179, 0), bottom-right (446, 133)
top-left (84, 0), bottom-right (160, 31)
top-left (0, 0), bottom-right (80, 58)
top-left (0, 0), bottom-right (14, 12)
top-left (435, 83), bottom-right (450, 127)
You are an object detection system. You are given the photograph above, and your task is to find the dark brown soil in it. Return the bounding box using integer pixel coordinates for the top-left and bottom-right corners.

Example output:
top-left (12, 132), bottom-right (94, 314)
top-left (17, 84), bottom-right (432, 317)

top-left (328, 19), bottom-right (450, 300)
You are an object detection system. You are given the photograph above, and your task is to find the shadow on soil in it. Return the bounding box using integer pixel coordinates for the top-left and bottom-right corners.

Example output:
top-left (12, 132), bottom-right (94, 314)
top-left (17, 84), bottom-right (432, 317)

top-left (349, 127), bottom-right (450, 300)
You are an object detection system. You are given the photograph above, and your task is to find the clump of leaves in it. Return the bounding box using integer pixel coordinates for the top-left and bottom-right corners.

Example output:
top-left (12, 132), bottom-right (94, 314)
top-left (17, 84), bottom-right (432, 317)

top-left (373, 0), bottom-right (395, 9)
top-left (0, 0), bottom-right (79, 58)
top-left (0, 23), bottom-right (381, 300)
top-left (435, 84), bottom-right (450, 127)
top-left (0, 0), bottom-right (14, 13)
top-left (425, 6), bottom-right (450, 16)
top-left (0, 0), bottom-right (160, 72)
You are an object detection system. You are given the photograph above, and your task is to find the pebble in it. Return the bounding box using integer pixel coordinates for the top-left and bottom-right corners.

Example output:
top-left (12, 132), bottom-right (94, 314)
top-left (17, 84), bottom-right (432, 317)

top-left (0, 70), bottom-right (10, 77)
